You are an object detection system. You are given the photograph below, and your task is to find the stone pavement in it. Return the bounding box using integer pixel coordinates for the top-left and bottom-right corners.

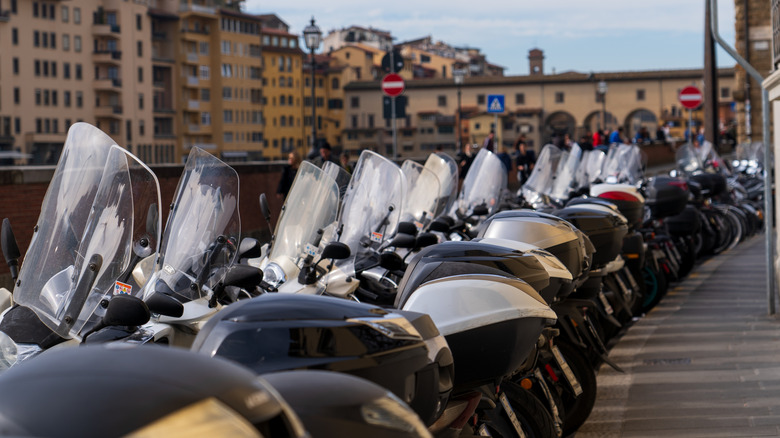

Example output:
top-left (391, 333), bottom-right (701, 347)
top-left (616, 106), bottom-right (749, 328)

top-left (578, 235), bottom-right (780, 437)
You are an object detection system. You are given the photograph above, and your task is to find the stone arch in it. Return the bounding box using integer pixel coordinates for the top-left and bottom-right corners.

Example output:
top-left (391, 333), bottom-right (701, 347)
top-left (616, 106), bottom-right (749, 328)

top-left (624, 108), bottom-right (659, 143)
top-left (583, 111), bottom-right (618, 136)
top-left (544, 111), bottom-right (576, 144)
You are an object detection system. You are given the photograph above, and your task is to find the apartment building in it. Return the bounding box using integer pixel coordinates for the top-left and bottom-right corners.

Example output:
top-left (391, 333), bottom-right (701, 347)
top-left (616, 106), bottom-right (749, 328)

top-left (258, 14), bottom-right (304, 160)
top-left (0, 0), bottom-right (163, 164)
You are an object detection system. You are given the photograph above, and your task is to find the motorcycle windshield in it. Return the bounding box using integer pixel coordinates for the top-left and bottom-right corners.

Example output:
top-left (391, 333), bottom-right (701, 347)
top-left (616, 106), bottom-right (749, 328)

top-left (676, 143), bottom-right (705, 175)
top-left (697, 140), bottom-right (731, 175)
top-left (450, 148), bottom-right (506, 217)
top-left (143, 148), bottom-right (239, 303)
top-left (521, 145), bottom-right (562, 205)
top-left (14, 123), bottom-right (161, 340)
top-left (603, 144), bottom-right (644, 184)
top-left (321, 161), bottom-right (351, 200)
top-left (736, 142), bottom-right (763, 165)
top-left (269, 161), bottom-right (340, 266)
top-left (401, 160), bottom-right (442, 228)
top-left (550, 144), bottom-right (583, 202)
top-left (336, 151), bottom-right (406, 273)
top-left (426, 152), bottom-right (459, 215)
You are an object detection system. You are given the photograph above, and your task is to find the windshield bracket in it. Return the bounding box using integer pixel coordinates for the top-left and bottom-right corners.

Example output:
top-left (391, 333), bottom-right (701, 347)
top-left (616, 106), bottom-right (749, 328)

top-left (57, 253), bottom-right (103, 335)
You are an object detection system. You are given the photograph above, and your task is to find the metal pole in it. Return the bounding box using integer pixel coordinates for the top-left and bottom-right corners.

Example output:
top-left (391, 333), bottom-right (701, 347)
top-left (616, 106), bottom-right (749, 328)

top-left (390, 50), bottom-right (397, 160)
top-left (311, 47), bottom-right (317, 154)
top-left (457, 84), bottom-right (462, 149)
top-left (710, 0), bottom-right (775, 314)
top-left (602, 96), bottom-right (606, 131)
top-left (688, 109), bottom-right (693, 145)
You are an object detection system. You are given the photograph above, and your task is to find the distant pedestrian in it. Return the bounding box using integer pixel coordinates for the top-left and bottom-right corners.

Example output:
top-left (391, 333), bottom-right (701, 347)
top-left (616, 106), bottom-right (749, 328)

top-left (482, 131), bottom-right (495, 152)
top-left (579, 134), bottom-right (594, 151)
top-left (456, 143), bottom-right (476, 179)
top-left (308, 141), bottom-right (339, 168)
top-left (609, 126), bottom-right (626, 144)
top-left (515, 141), bottom-right (536, 185)
top-left (340, 150), bottom-right (353, 173)
top-left (277, 151), bottom-right (301, 199)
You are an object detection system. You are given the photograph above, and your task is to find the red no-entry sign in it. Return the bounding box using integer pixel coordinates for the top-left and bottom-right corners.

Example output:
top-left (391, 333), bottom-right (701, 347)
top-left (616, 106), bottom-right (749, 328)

top-left (382, 73), bottom-right (405, 97)
top-left (679, 86), bottom-right (703, 109)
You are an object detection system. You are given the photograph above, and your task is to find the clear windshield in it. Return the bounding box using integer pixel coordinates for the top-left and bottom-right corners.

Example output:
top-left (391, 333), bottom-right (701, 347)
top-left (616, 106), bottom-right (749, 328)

top-left (549, 144), bottom-right (583, 202)
top-left (602, 144), bottom-right (644, 184)
top-left (575, 149), bottom-right (607, 187)
top-left (676, 143), bottom-right (705, 175)
top-left (736, 142), bottom-right (763, 164)
top-left (336, 151), bottom-right (406, 272)
top-left (143, 148), bottom-right (240, 303)
top-left (268, 161), bottom-right (340, 270)
top-left (14, 123), bottom-right (161, 340)
top-left (697, 140), bottom-right (731, 175)
top-left (401, 160), bottom-right (442, 228)
top-left (426, 153), bottom-right (459, 215)
top-left (450, 148), bottom-right (506, 217)
top-left (521, 144), bottom-right (562, 206)
top-left (322, 161), bottom-right (351, 200)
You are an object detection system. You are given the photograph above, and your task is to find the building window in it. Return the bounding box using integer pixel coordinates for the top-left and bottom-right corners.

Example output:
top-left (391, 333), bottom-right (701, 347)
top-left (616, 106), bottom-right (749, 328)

top-left (201, 88), bottom-right (210, 101)
top-left (350, 97), bottom-right (360, 108)
top-left (13, 88), bottom-right (20, 104)
top-left (14, 118), bottom-right (20, 134)
top-left (138, 93), bottom-right (144, 110)
top-left (332, 78), bottom-right (340, 89)
top-left (368, 114), bottom-right (375, 128)
top-left (139, 120), bottom-right (145, 136)
top-left (720, 87), bottom-right (730, 99)
top-left (221, 40), bottom-right (230, 54)
top-left (138, 67), bottom-right (143, 83)
top-left (64, 91), bottom-right (71, 107)
top-left (200, 66), bottom-right (210, 79)
top-left (51, 62), bottom-right (57, 77)
top-left (63, 34), bottom-right (70, 51)
top-left (199, 42), bottom-right (209, 55)
top-left (12, 28), bottom-right (18, 45)
top-left (73, 7), bottom-right (80, 24)
top-left (52, 90), bottom-right (57, 106)
top-left (477, 95), bottom-right (485, 105)
top-left (636, 89), bottom-right (646, 101)
top-left (34, 31), bottom-right (40, 47)
top-left (222, 87), bottom-right (232, 99)
top-left (10, 0), bottom-right (17, 14)
top-left (137, 41), bottom-right (143, 57)
top-left (555, 92), bottom-right (564, 103)
top-left (515, 93), bottom-right (525, 105)
top-left (223, 110), bottom-right (233, 123)
top-left (34, 60), bottom-right (40, 76)
top-left (12, 58), bottom-right (18, 75)
top-left (33, 2), bottom-right (38, 17)
top-left (136, 13), bottom-right (142, 31)
top-left (74, 35), bottom-right (81, 52)
top-left (62, 5), bottom-right (68, 22)
top-left (75, 64), bottom-right (82, 80)
top-left (351, 115), bottom-right (358, 128)
top-left (64, 63), bottom-right (70, 79)
top-left (50, 32), bottom-right (55, 49)
top-left (76, 91), bottom-right (83, 108)
top-left (201, 112), bottom-right (211, 125)
top-left (438, 95), bottom-right (447, 107)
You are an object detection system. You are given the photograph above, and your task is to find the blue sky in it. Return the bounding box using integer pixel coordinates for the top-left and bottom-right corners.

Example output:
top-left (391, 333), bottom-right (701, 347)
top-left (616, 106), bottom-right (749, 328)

top-left (245, 1), bottom-right (738, 75)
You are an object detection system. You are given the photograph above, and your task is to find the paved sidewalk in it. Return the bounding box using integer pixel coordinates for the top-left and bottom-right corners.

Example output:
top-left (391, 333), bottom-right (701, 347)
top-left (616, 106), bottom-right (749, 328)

top-left (578, 235), bottom-right (780, 437)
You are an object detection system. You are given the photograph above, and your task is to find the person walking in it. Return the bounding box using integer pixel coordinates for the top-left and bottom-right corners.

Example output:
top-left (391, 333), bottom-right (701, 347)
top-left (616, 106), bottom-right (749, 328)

top-left (308, 141), bottom-right (339, 168)
top-left (277, 151), bottom-right (301, 199)
top-left (515, 141), bottom-right (536, 185)
top-left (482, 131), bottom-right (495, 152)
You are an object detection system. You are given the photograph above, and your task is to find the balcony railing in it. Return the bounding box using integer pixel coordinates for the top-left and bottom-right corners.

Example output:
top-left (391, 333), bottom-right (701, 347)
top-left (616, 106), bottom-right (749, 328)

top-left (0, 10), bottom-right (10, 22)
top-left (179, 4), bottom-right (216, 15)
top-left (186, 52), bottom-right (199, 63)
top-left (188, 100), bottom-right (199, 110)
top-left (186, 76), bottom-right (199, 87)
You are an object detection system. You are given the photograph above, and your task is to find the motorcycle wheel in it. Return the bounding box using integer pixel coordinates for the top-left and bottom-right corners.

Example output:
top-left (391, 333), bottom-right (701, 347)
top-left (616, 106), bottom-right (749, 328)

top-left (556, 341), bottom-right (598, 437)
top-left (481, 381), bottom-right (558, 438)
top-left (641, 265), bottom-right (667, 312)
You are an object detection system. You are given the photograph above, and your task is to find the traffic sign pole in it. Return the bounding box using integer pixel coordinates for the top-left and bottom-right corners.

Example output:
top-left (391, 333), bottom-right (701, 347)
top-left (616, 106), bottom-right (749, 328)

top-left (390, 51), bottom-right (397, 160)
top-left (678, 86), bottom-right (703, 145)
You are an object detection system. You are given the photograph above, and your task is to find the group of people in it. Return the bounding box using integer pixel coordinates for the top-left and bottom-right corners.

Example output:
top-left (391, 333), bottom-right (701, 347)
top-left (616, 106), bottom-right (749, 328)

top-left (276, 141), bottom-right (353, 198)
top-left (456, 133), bottom-right (537, 185)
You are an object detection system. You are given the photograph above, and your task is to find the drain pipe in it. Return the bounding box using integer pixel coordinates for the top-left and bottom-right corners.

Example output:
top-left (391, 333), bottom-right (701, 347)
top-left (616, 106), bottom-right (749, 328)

top-left (710, 0), bottom-right (775, 314)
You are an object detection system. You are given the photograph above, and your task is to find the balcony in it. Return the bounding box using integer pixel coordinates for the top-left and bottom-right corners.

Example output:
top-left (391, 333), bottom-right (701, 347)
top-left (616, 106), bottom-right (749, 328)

top-left (93, 77), bottom-right (122, 90)
top-left (184, 76), bottom-right (200, 88)
top-left (95, 105), bottom-right (123, 119)
top-left (93, 50), bottom-right (122, 65)
top-left (186, 124), bottom-right (200, 133)
top-left (186, 52), bottom-right (199, 63)
top-left (92, 23), bottom-right (121, 37)
top-left (0, 10), bottom-right (10, 23)
top-left (188, 100), bottom-right (199, 110)
top-left (179, 3), bottom-right (216, 15)
top-left (153, 106), bottom-right (175, 114)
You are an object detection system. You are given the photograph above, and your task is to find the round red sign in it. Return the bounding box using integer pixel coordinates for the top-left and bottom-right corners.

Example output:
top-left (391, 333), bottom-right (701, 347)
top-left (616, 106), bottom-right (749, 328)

top-left (679, 86), bottom-right (703, 110)
top-left (382, 73), bottom-right (405, 97)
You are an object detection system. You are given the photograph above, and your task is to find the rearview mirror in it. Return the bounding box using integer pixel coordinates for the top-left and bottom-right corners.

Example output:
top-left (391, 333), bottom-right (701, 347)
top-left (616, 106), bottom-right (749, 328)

top-left (146, 284), bottom-right (184, 318)
top-left (429, 219), bottom-right (450, 233)
top-left (415, 232), bottom-right (439, 249)
top-left (222, 264), bottom-right (263, 289)
top-left (103, 295), bottom-right (150, 327)
top-left (472, 204), bottom-right (489, 216)
top-left (379, 252), bottom-right (406, 272)
top-left (397, 221), bottom-right (418, 236)
top-left (321, 242), bottom-right (350, 260)
top-left (259, 193), bottom-right (272, 223)
top-left (238, 237), bottom-right (262, 259)
top-left (389, 234), bottom-right (416, 249)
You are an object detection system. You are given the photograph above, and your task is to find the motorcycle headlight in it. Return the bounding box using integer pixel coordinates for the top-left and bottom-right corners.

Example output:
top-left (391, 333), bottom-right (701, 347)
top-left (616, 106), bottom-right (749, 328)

top-left (361, 394), bottom-right (429, 436)
top-left (263, 262), bottom-right (287, 288)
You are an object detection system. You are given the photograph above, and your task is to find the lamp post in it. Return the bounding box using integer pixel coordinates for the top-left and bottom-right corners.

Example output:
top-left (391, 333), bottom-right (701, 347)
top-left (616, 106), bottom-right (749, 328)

top-left (597, 80), bottom-right (608, 132)
top-left (303, 17), bottom-right (322, 157)
top-left (454, 69), bottom-right (465, 150)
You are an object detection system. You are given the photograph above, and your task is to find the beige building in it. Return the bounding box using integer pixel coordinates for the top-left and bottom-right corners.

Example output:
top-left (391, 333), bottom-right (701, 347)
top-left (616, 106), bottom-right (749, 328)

top-left (0, 0), bottom-right (166, 164)
top-left (342, 63), bottom-right (736, 158)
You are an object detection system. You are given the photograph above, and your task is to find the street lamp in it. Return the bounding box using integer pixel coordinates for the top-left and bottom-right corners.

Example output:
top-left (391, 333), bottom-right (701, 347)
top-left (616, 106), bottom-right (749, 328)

top-left (597, 80), bottom-right (608, 132)
top-left (303, 17), bottom-right (322, 157)
top-left (453, 69), bottom-right (465, 150)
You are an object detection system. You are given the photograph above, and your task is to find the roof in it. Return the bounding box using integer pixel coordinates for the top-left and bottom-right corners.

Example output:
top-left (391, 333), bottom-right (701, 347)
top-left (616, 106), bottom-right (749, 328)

top-left (262, 27), bottom-right (297, 37)
top-left (344, 67), bottom-right (737, 91)
top-left (219, 8), bottom-right (263, 21)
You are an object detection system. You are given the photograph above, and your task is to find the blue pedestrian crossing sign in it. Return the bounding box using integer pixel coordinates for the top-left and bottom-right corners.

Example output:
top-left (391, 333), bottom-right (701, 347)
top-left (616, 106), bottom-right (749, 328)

top-left (487, 95), bottom-right (505, 113)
